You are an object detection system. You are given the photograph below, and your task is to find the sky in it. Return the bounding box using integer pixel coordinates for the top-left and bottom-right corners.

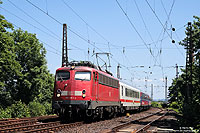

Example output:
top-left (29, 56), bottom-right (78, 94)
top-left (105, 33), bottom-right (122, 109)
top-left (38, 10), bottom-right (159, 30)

top-left (1, 0), bottom-right (200, 100)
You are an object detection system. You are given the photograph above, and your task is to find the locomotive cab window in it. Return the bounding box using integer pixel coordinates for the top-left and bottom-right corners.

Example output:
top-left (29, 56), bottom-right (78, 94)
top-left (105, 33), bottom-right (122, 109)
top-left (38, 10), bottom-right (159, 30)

top-left (75, 71), bottom-right (91, 81)
top-left (56, 71), bottom-right (70, 81)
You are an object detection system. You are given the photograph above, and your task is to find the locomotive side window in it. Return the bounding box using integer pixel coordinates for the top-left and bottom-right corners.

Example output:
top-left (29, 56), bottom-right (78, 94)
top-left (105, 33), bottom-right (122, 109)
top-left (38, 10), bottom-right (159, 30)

top-left (75, 71), bottom-right (91, 81)
top-left (98, 73), bottom-right (119, 88)
top-left (93, 72), bottom-right (95, 81)
top-left (56, 71), bottom-right (70, 81)
top-left (99, 74), bottom-right (102, 83)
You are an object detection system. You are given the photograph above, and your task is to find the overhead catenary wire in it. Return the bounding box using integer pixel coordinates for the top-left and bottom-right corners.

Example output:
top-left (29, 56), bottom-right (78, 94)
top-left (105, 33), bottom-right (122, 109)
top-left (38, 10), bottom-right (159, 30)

top-left (144, 0), bottom-right (185, 58)
top-left (148, 0), bottom-right (177, 80)
top-left (25, 0), bottom-right (105, 53)
top-left (7, 0), bottom-right (61, 41)
top-left (25, 0), bottom-right (137, 77)
top-left (61, 0), bottom-right (112, 54)
top-left (115, 0), bottom-right (158, 63)
top-left (0, 7), bottom-right (61, 44)
top-left (133, 0), bottom-right (162, 67)
top-left (133, 0), bottom-right (154, 42)
top-left (6, 0), bottom-right (88, 59)
top-left (7, 20), bottom-right (68, 58)
top-left (2, 0), bottom-right (116, 69)
top-left (1, 1), bottom-right (185, 94)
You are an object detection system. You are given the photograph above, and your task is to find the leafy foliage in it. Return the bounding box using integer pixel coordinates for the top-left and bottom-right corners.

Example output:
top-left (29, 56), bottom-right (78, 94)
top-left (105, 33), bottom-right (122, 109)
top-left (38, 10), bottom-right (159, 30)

top-left (28, 101), bottom-right (46, 117)
top-left (151, 101), bottom-right (162, 108)
top-left (0, 12), bottom-right (54, 118)
top-left (168, 16), bottom-right (200, 129)
top-left (0, 107), bottom-right (11, 119)
top-left (9, 100), bottom-right (30, 118)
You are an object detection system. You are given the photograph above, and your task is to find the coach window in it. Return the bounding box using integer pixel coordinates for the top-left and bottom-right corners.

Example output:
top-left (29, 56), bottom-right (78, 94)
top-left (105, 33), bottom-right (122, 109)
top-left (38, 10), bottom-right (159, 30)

top-left (75, 71), bottom-right (91, 81)
top-left (130, 90), bottom-right (133, 97)
top-left (121, 86), bottom-right (123, 96)
top-left (125, 88), bottom-right (127, 96)
top-left (56, 71), bottom-right (70, 81)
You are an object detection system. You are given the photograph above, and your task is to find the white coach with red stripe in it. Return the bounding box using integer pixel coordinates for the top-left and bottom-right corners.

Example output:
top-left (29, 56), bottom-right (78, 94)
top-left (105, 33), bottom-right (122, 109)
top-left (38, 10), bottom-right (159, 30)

top-left (119, 82), bottom-right (141, 110)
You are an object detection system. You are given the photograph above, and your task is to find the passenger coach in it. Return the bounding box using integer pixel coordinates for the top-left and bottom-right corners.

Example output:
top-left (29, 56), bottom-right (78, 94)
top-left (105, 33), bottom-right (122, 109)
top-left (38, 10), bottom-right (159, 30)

top-left (119, 82), bottom-right (141, 112)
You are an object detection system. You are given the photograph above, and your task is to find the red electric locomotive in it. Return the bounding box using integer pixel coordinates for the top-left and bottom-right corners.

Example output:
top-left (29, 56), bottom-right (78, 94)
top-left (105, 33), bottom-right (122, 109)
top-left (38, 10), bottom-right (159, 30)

top-left (52, 61), bottom-right (120, 120)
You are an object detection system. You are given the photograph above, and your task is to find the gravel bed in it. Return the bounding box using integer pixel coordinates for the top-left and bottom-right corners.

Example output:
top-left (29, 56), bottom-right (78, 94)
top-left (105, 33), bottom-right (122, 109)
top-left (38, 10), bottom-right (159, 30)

top-left (59, 107), bottom-right (161, 133)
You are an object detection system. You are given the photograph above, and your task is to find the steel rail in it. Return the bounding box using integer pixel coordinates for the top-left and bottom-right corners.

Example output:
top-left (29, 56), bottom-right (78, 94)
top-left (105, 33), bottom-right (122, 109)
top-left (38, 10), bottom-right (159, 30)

top-left (0, 121), bottom-right (61, 132)
top-left (24, 121), bottom-right (83, 132)
top-left (109, 108), bottom-right (163, 132)
top-left (0, 119), bottom-right (37, 129)
top-left (135, 111), bottom-right (168, 133)
top-left (0, 118), bottom-right (36, 125)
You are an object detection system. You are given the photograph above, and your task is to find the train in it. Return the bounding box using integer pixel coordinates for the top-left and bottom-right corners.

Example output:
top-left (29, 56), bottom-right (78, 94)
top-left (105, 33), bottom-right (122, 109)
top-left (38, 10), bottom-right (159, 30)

top-left (52, 61), bottom-right (151, 120)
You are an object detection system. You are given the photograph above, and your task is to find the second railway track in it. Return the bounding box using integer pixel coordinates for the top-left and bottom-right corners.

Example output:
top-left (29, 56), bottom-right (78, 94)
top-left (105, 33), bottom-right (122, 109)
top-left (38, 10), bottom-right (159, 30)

top-left (106, 109), bottom-right (168, 133)
top-left (0, 115), bottom-right (83, 132)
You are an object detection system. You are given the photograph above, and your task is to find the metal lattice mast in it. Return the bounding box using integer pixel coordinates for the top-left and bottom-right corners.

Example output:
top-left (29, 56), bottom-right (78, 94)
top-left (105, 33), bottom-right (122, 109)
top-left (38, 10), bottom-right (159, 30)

top-left (117, 63), bottom-right (120, 79)
top-left (165, 76), bottom-right (168, 102)
top-left (186, 22), bottom-right (193, 103)
top-left (151, 84), bottom-right (153, 100)
top-left (62, 24), bottom-right (68, 67)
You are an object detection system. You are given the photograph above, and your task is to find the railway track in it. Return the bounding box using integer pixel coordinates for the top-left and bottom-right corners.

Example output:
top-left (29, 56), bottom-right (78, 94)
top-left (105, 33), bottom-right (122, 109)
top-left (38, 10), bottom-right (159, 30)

top-left (0, 115), bottom-right (83, 132)
top-left (106, 109), bottom-right (167, 133)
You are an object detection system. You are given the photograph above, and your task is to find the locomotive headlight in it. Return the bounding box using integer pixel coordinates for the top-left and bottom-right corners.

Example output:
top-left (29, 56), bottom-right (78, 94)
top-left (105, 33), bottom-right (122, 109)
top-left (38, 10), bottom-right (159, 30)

top-left (82, 94), bottom-right (86, 98)
top-left (82, 89), bottom-right (86, 98)
top-left (56, 93), bottom-right (61, 97)
top-left (56, 89), bottom-right (61, 97)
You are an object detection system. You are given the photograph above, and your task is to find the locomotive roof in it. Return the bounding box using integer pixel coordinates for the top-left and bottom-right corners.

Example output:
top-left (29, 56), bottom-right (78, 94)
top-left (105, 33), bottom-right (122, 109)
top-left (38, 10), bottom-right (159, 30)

top-left (56, 66), bottom-right (118, 80)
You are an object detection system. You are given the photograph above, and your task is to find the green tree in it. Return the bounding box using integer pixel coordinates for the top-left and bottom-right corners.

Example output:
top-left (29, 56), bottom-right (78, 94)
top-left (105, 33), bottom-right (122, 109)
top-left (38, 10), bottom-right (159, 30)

top-left (28, 101), bottom-right (46, 117)
top-left (9, 100), bottom-right (30, 118)
top-left (0, 15), bottom-right (21, 107)
top-left (0, 11), bottom-right (54, 115)
top-left (11, 29), bottom-right (54, 104)
top-left (168, 16), bottom-right (200, 129)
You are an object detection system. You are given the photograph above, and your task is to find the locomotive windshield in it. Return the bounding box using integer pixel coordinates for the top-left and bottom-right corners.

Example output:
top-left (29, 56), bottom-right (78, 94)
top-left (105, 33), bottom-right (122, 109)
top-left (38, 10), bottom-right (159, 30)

top-left (56, 71), bottom-right (70, 81)
top-left (75, 71), bottom-right (91, 81)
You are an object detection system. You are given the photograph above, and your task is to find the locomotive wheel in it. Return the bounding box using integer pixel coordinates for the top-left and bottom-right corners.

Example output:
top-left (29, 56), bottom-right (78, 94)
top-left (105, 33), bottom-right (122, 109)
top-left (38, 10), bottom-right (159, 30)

top-left (121, 107), bottom-right (125, 114)
top-left (99, 107), bottom-right (104, 119)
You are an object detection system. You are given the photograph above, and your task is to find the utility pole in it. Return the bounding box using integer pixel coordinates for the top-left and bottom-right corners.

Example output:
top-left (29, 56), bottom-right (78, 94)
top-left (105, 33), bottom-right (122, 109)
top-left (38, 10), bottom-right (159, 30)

top-left (62, 24), bottom-right (68, 67)
top-left (151, 84), bottom-right (153, 100)
top-left (175, 64), bottom-right (184, 79)
top-left (145, 77), bottom-right (147, 93)
top-left (185, 22), bottom-right (193, 103)
top-left (117, 63), bottom-right (121, 79)
top-left (199, 52), bottom-right (200, 84)
top-left (165, 76), bottom-right (168, 102)
top-left (176, 64), bottom-right (178, 79)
